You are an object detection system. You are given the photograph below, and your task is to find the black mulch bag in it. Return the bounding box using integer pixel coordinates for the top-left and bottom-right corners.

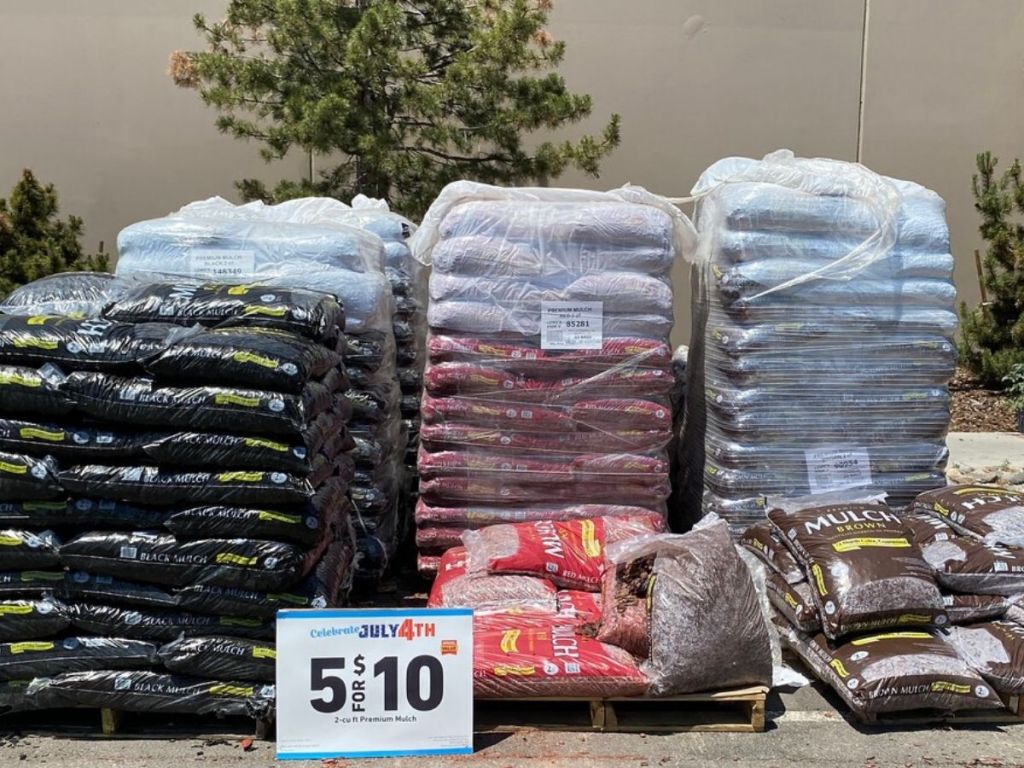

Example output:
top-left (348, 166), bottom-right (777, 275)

top-left (176, 540), bottom-right (353, 619)
top-left (164, 479), bottom-right (350, 546)
top-left (0, 315), bottom-right (183, 371)
top-left (58, 464), bottom-right (314, 506)
top-left (348, 390), bottom-right (394, 424)
top-left (398, 368), bottom-right (422, 394)
top-left (0, 364), bottom-right (74, 417)
top-left (400, 394), bottom-right (421, 416)
top-left (31, 670), bottom-right (275, 717)
top-left (0, 529), bottom-right (61, 569)
top-left (350, 434), bottom-right (387, 469)
top-left (349, 481), bottom-right (398, 518)
top-left (397, 343), bottom-right (420, 368)
top-left (0, 636), bottom-right (159, 681)
top-left (159, 636), bottom-right (276, 683)
top-left (60, 571), bottom-right (179, 609)
top-left (343, 331), bottom-right (389, 371)
top-left (0, 679), bottom-right (39, 713)
top-left (0, 497), bottom-right (171, 530)
top-left (66, 602), bottom-right (275, 641)
top-left (104, 281), bottom-right (343, 343)
top-left (0, 569), bottom-right (65, 597)
top-left (0, 598), bottom-right (70, 641)
top-left (0, 452), bottom-right (62, 500)
top-left (62, 372), bottom-right (333, 436)
top-left (60, 531), bottom-right (307, 590)
top-left (0, 417), bottom-right (147, 462)
top-left (143, 326), bottom-right (343, 394)
top-left (0, 271), bottom-right (121, 317)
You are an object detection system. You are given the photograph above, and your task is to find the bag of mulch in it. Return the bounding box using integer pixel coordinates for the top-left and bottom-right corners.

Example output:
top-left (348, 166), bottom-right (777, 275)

top-left (41, 498), bottom-right (171, 529)
top-left (740, 522), bottom-right (805, 584)
top-left (781, 627), bottom-right (1002, 720)
top-left (0, 569), bottom-right (64, 597)
top-left (59, 571), bottom-right (179, 610)
top-left (594, 550), bottom-right (654, 658)
top-left (626, 518), bottom-right (773, 694)
top-left (0, 271), bottom-right (123, 317)
top-left (943, 594), bottom-right (1009, 624)
top-left (159, 637), bottom-right (275, 683)
top-left (67, 602), bottom-right (274, 642)
top-left (0, 364), bottom-right (74, 417)
top-left (920, 537), bottom-right (1024, 595)
top-left (903, 513), bottom-right (956, 546)
top-left (0, 636), bottom-right (159, 681)
top-left (61, 531), bottom-right (307, 591)
top-left (0, 679), bottom-right (39, 713)
top-left (30, 670), bottom-right (275, 717)
top-left (463, 514), bottom-right (665, 591)
top-left (0, 529), bottom-right (61, 569)
top-left (144, 326), bottom-right (342, 394)
top-left (556, 590), bottom-right (603, 627)
top-left (62, 372), bottom-right (333, 436)
top-left (59, 465), bottom-right (314, 507)
top-left (104, 281), bottom-right (343, 343)
top-left (767, 496), bottom-right (947, 640)
top-left (343, 332), bottom-right (391, 372)
top-left (473, 614), bottom-right (647, 699)
top-left (0, 598), bottom-right (70, 640)
top-left (947, 620), bottom-right (1024, 694)
top-left (143, 433), bottom-right (319, 476)
top-left (0, 315), bottom-right (184, 372)
top-left (766, 573), bottom-right (821, 633)
top-left (427, 546), bottom-right (557, 614)
top-left (0, 417), bottom-right (146, 462)
top-left (165, 482), bottom-right (349, 547)
top-left (0, 452), bottom-right (62, 500)
top-left (909, 485), bottom-right (1024, 547)
top-left (176, 539), bottom-right (353, 619)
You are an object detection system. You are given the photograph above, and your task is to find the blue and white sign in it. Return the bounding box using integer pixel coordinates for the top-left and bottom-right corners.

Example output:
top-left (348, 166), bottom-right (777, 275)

top-left (275, 608), bottom-right (474, 760)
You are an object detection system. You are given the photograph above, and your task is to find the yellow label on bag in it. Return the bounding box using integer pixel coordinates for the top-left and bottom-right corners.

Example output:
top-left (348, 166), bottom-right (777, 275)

top-left (22, 571), bottom-right (63, 582)
top-left (252, 647), bottom-right (277, 660)
top-left (811, 564), bottom-right (828, 597)
top-left (500, 630), bottom-right (521, 654)
top-left (257, 510), bottom-right (301, 524)
top-left (232, 351), bottom-right (279, 370)
top-left (214, 393), bottom-right (260, 408)
top-left (580, 519), bottom-right (601, 559)
top-left (0, 461), bottom-right (27, 475)
top-left (242, 305), bottom-right (286, 318)
top-left (227, 284), bottom-right (259, 296)
top-left (493, 665), bottom-right (534, 677)
top-left (9, 641), bottom-right (54, 654)
top-left (217, 471), bottom-right (263, 483)
top-left (931, 681), bottom-right (970, 694)
top-left (850, 632), bottom-right (931, 646)
top-left (829, 659), bottom-right (850, 678)
top-left (19, 427), bottom-right (64, 442)
top-left (220, 617), bottom-right (262, 627)
top-left (215, 552), bottom-right (258, 566)
top-left (0, 604), bottom-right (33, 615)
top-left (0, 535), bottom-right (26, 547)
top-left (832, 537), bottom-right (911, 553)
top-left (13, 338), bottom-right (58, 350)
top-left (209, 684), bottom-right (254, 697)
top-left (245, 438), bottom-right (288, 453)
top-left (267, 592), bottom-right (309, 605)
top-left (0, 373), bottom-right (40, 388)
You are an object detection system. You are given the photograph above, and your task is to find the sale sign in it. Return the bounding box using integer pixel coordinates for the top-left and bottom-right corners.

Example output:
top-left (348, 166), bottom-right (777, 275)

top-left (275, 608), bottom-right (473, 760)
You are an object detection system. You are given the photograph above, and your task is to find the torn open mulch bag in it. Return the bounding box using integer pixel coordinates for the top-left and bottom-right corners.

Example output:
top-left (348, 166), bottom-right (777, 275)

top-left (159, 636), bottom-right (276, 683)
top-left (0, 636), bottom-right (159, 681)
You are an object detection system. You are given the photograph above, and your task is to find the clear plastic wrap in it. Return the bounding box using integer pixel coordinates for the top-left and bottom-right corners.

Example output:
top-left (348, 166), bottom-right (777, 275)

top-left (0, 272), bottom-right (123, 318)
top-left (159, 636), bottom-right (276, 683)
top-left (680, 151), bottom-right (956, 532)
top-left (0, 636), bottom-right (158, 681)
top-left (412, 182), bottom-right (693, 573)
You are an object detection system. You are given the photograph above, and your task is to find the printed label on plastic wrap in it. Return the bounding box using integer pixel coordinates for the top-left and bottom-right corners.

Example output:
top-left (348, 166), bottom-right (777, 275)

top-left (187, 249), bottom-right (256, 279)
top-left (541, 301), bottom-right (603, 350)
top-left (804, 446), bottom-right (872, 494)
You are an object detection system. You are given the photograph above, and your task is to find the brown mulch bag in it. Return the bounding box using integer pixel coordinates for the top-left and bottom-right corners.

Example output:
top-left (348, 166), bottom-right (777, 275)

top-left (595, 553), bottom-right (654, 658)
top-left (740, 521), bottom-right (804, 584)
top-left (920, 536), bottom-right (1024, 596)
top-left (608, 517), bottom-right (772, 695)
top-left (765, 573), bottom-right (820, 633)
top-left (942, 594), bottom-right (1009, 624)
top-left (903, 513), bottom-right (956, 546)
top-left (946, 620), bottom-right (1024, 694)
top-left (767, 498), bottom-right (946, 640)
top-left (909, 485), bottom-right (1024, 546)
top-left (782, 627), bottom-right (1002, 720)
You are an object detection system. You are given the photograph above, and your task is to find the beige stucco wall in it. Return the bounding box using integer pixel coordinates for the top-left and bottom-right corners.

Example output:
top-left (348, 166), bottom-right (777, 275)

top-left (1, 1), bottom-right (1022, 344)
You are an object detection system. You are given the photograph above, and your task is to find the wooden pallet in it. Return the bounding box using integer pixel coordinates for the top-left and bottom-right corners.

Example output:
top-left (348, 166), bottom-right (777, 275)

top-left (861, 693), bottom-right (1024, 727)
top-left (474, 685), bottom-right (768, 734)
top-left (0, 707), bottom-right (274, 739)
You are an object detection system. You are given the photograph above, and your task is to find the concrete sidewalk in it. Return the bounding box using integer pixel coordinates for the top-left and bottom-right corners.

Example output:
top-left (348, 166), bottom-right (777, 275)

top-left (947, 431), bottom-right (1024, 483)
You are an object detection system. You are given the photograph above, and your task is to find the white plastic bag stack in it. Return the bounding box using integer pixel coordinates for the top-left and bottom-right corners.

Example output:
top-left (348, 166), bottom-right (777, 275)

top-left (116, 201), bottom-right (404, 589)
top-left (411, 181), bottom-right (694, 575)
top-left (679, 151), bottom-right (957, 533)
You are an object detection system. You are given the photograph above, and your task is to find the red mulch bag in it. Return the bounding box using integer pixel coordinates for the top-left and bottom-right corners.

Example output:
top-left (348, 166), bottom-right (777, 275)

top-left (426, 547), bottom-right (557, 615)
top-left (473, 614), bottom-right (647, 699)
top-left (420, 476), bottom-right (668, 507)
top-left (556, 590), bottom-right (603, 627)
top-left (427, 335), bottom-right (671, 371)
top-left (463, 514), bottom-right (665, 591)
top-left (421, 396), bottom-right (575, 432)
top-left (595, 550), bottom-right (654, 658)
top-left (570, 399), bottom-right (671, 431)
top-left (415, 526), bottom-right (464, 553)
top-left (415, 500), bottom-right (660, 528)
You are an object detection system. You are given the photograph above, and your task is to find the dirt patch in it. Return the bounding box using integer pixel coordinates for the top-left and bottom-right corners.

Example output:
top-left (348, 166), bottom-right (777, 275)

top-left (950, 368), bottom-right (1016, 432)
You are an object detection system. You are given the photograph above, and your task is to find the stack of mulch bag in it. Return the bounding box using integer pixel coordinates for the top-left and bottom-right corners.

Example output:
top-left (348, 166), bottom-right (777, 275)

top-left (680, 151), bottom-right (956, 533)
top-left (747, 489), bottom-right (1024, 721)
top-left (428, 511), bottom-right (773, 698)
top-left (116, 200), bottom-right (404, 590)
top-left (410, 182), bottom-right (695, 575)
top-left (0, 275), bottom-right (357, 717)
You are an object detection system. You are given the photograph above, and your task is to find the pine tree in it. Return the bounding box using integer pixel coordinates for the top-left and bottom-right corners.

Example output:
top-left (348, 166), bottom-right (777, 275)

top-left (959, 152), bottom-right (1024, 386)
top-left (170, 0), bottom-right (620, 216)
top-left (0, 170), bottom-right (109, 297)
